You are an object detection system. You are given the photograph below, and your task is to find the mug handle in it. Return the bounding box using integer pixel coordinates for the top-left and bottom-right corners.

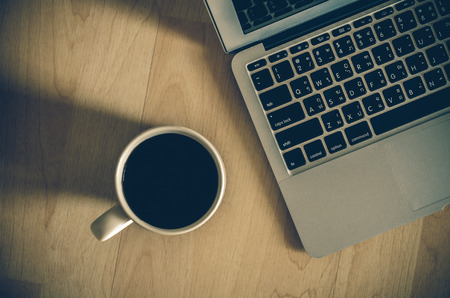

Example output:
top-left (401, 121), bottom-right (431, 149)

top-left (90, 205), bottom-right (133, 241)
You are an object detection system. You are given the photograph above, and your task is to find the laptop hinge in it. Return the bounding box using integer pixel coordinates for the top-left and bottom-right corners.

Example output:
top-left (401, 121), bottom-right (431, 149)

top-left (262, 0), bottom-right (389, 51)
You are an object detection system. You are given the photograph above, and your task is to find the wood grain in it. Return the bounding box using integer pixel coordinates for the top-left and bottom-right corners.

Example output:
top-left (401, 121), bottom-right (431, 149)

top-left (1, 0), bottom-right (448, 297)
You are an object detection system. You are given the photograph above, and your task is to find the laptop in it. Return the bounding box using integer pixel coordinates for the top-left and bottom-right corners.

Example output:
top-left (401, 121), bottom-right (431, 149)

top-left (203, 0), bottom-right (450, 257)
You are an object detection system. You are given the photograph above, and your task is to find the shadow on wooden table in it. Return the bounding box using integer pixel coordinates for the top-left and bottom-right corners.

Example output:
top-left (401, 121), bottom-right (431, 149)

top-left (0, 86), bottom-right (143, 203)
top-left (0, 0), bottom-right (305, 252)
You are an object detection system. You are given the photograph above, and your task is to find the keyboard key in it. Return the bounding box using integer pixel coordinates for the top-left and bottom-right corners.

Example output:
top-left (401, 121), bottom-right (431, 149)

top-left (374, 19), bottom-right (397, 41)
top-left (371, 43), bottom-right (395, 65)
top-left (310, 68), bottom-right (333, 90)
top-left (248, 4), bottom-right (269, 21)
top-left (331, 59), bottom-right (353, 82)
top-left (435, 0), bottom-right (450, 16)
top-left (445, 63), bottom-right (450, 78)
top-left (304, 140), bottom-right (327, 162)
top-left (283, 148), bottom-right (306, 170)
top-left (332, 24), bottom-right (351, 37)
top-left (344, 77), bottom-right (366, 100)
top-left (374, 7), bottom-right (394, 20)
top-left (275, 118), bottom-right (323, 150)
top-left (289, 41), bottom-right (309, 54)
top-left (313, 44), bottom-right (335, 66)
top-left (345, 121), bottom-right (372, 146)
top-left (395, 0), bottom-right (415, 11)
top-left (382, 85), bottom-right (406, 107)
top-left (342, 101), bottom-right (365, 124)
top-left (232, 0), bottom-right (252, 11)
top-left (241, 22), bottom-right (252, 32)
top-left (424, 68), bottom-right (447, 90)
top-left (303, 94), bottom-right (325, 116)
top-left (251, 69), bottom-right (274, 91)
top-left (426, 44), bottom-right (449, 66)
top-left (269, 50), bottom-right (288, 63)
top-left (403, 76), bottom-right (426, 98)
top-left (415, 2), bottom-right (438, 24)
top-left (248, 59), bottom-right (267, 71)
top-left (364, 69), bottom-right (387, 91)
top-left (290, 76), bottom-right (313, 98)
top-left (394, 10), bottom-right (417, 33)
top-left (292, 52), bottom-right (314, 74)
top-left (433, 18), bottom-right (450, 40)
top-left (267, 102), bottom-right (305, 130)
top-left (354, 27), bottom-right (376, 49)
top-left (353, 16), bottom-right (373, 28)
top-left (321, 109), bottom-right (344, 132)
top-left (362, 93), bottom-right (385, 115)
top-left (413, 26), bottom-right (436, 48)
top-left (311, 33), bottom-right (330, 46)
top-left (371, 87), bottom-right (450, 135)
top-left (324, 132), bottom-right (347, 154)
top-left (333, 36), bottom-right (356, 58)
top-left (351, 51), bottom-right (374, 73)
top-left (324, 86), bottom-right (346, 108)
top-left (385, 60), bottom-right (408, 83)
top-left (405, 52), bottom-right (428, 74)
top-left (392, 35), bottom-right (415, 57)
top-left (237, 11), bottom-right (248, 26)
top-left (272, 60), bottom-right (294, 82)
top-left (259, 84), bottom-right (291, 111)
top-left (267, 0), bottom-right (289, 13)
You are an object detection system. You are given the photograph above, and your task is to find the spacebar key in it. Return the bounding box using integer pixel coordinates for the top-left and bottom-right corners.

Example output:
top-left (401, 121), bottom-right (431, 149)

top-left (275, 118), bottom-right (323, 150)
top-left (371, 87), bottom-right (450, 135)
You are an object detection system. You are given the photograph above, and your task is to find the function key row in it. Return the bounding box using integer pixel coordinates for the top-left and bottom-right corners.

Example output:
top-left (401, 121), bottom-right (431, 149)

top-left (251, 20), bottom-right (448, 93)
top-left (247, 41), bottom-right (309, 71)
top-left (247, 3), bottom-right (450, 72)
top-left (265, 34), bottom-right (332, 66)
top-left (248, 0), bottom-right (447, 72)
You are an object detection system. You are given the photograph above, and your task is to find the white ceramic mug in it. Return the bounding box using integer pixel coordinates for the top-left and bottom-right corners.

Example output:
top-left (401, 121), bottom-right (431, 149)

top-left (91, 126), bottom-right (226, 241)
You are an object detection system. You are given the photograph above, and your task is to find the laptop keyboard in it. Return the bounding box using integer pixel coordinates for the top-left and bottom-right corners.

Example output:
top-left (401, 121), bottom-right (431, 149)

top-left (232, 0), bottom-right (328, 33)
top-left (247, 0), bottom-right (450, 173)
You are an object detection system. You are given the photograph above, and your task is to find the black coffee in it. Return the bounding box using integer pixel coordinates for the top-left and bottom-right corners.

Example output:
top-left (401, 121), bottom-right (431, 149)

top-left (122, 133), bottom-right (219, 229)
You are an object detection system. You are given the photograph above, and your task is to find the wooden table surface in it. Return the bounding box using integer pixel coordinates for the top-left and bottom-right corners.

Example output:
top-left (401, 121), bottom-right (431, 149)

top-left (1, 0), bottom-right (449, 297)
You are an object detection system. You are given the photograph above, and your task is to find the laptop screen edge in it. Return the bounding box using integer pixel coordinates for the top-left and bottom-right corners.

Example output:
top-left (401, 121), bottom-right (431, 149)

top-left (204, 0), bottom-right (360, 53)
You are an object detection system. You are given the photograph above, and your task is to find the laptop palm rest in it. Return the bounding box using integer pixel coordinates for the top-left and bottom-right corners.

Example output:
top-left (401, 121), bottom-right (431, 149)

top-left (384, 117), bottom-right (450, 211)
top-left (279, 114), bottom-right (450, 257)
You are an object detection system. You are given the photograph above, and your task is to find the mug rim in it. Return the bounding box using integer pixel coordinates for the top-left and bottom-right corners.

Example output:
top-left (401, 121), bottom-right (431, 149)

top-left (115, 126), bottom-right (226, 235)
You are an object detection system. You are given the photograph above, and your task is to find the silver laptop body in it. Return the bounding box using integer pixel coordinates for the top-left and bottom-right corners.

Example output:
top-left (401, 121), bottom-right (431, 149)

top-left (204, 0), bottom-right (450, 257)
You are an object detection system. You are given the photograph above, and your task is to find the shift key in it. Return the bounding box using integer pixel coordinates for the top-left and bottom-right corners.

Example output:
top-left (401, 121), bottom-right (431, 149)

top-left (275, 118), bottom-right (323, 150)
